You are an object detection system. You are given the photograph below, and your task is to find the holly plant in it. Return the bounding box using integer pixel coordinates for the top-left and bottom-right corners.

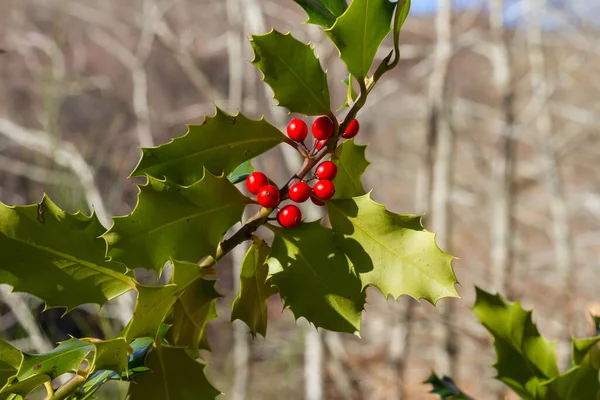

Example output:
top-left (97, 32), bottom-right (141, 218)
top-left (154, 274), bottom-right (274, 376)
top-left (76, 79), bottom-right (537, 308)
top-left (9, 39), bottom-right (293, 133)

top-left (0, 0), bottom-right (462, 398)
top-left (426, 290), bottom-right (600, 400)
top-left (471, 288), bottom-right (600, 400)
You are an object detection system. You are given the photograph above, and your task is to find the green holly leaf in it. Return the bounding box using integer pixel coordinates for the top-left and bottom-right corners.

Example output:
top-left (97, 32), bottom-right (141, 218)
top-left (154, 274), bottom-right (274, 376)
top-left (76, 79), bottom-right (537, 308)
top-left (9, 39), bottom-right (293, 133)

top-left (104, 171), bottom-right (247, 273)
top-left (424, 372), bottom-right (474, 399)
top-left (0, 341), bottom-right (21, 391)
top-left (231, 237), bottom-right (277, 337)
top-left (292, 0), bottom-right (347, 27)
top-left (166, 277), bottom-right (221, 355)
top-left (84, 337), bottom-right (129, 376)
top-left (338, 75), bottom-right (358, 110)
top-left (326, 0), bottom-right (396, 79)
top-left (131, 108), bottom-right (285, 186)
top-left (266, 222), bottom-right (365, 335)
top-left (541, 338), bottom-right (600, 400)
top-left (0, 195), bottom-right (134, 311)
top-left (542, 365), bottom-right (600, 400)
top-left (14, 339), bottom-right (91, 386)
top-left (227, 160), bottom-right (255, 185)
top-left (472, 288), bottom-right (560, 400)
top-left (123, 260), bottom-right (214, 342)
top-left (544, 336), bottom-right (600, 399)
top-left (394, 0), bottom-right (411, 35)
top-left (328, 194), bottom-right (458, 303)
top-left (251, 30), bottom-right (331, 116)
top-left (127, 344), bottom-right (220, 400)
top-left (123, 285), bottom-right (182, 342)
top-left (331, 139), bottom-right (369, 199)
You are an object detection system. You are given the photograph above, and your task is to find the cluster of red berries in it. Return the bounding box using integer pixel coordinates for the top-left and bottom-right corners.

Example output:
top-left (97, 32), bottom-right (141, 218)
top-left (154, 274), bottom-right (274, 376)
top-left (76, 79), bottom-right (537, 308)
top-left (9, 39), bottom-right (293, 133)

top-left (244, 116), bottom-right (360, 229)
top-left (287, 116), bottom-right (360, 150)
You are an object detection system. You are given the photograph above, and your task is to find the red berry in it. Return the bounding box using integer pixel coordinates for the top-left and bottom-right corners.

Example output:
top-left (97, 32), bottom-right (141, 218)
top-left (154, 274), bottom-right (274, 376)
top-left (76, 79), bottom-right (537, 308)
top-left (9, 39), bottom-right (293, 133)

top-left (257, 185), bottom-right (280, 208)
top-left (311, 196), bottom-right (325, 206)
top-left (315, 161), bottom-right (337, 181)
top-left (277, 205), bottom-right (302, 228)
top-left (315, 139), bottom-right (327, 151)
top-left (312, 116), bottom-right (334, 140)
top-left (246, 172), bottom-right (269, 195)
top-left (289, 181), bottom-right (311, 203)
top-left (313, 180), bottom-right (335, 200)
top-left (342, 119), bottom-right (360, 139)
top-left (287, 118), bottom-right (308, 142)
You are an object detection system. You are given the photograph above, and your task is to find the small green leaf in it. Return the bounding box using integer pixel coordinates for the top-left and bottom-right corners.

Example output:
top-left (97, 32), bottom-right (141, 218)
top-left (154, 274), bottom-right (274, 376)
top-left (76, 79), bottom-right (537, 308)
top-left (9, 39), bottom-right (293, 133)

top-left (122, 260), bottom-right (213, 342)
top-left (0, 196), bottom-right (134, 311)
top-left (266, 222), bottom-right (365, 335)
top-left (231, 237), bottom-right (277, 337)
top-left (424, 372), bottom-right (474, 399)
top-left (394, 0), bottom-right (411, 35)
top-left (77, 338), bottom-right (154, 400)
top-left (328, 194), bottom-right (458, 303)
top-left (84, 337), bottom-right (129, 376)
top-left (572, 336), bottom-right (600, 366)
top-left (227, 160), bottom-right (255, 185)
top-left (292, 0), bottom-right (347, 27)
top-left (472, 288), bottom-right (560, 399)
top-left (331, 139), bottom-right (369, 199)
top-left (166, 277), bottom-right (221, 355)
top-left (104, 171), bottom-right (247, 273)
top-left (593, 315), bottom-right (600, 335)
top-left (326, 0), bottom-right (396, 78)
top-left (127, 344), bottom-right (220, 400)
top-left (338, 75), bottom-right (358, 110)
top-left (125, 337), bottom-right (154, 372)
top-left (251, 30), bottom-right (331, 116)
top-left (132, 108), bottom-right (284, 186)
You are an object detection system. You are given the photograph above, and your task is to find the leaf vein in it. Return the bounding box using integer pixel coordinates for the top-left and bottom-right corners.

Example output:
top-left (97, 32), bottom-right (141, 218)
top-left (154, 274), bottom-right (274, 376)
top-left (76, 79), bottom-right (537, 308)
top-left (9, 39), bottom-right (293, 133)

top-left (3, 237), bottom-right (134, 287)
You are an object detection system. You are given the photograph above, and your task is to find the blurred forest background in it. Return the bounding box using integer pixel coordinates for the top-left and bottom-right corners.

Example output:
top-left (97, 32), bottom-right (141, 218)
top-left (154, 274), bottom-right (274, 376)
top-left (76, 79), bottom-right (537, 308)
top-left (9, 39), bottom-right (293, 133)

top-left (1, 0), bottom-right (600, 399)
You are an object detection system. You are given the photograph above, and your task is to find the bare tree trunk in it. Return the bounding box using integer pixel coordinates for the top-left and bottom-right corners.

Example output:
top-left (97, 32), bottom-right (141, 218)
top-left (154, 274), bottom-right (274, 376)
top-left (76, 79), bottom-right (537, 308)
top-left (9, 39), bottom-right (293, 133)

top-left (397, 0), bottom-right (456, 394)
top-left (230, 241), bottom-right (250, 400)
top-left (305, 326), bottom-right (324, 400)
top-left (227, 0), bottom-right (250, 397)
top-left (324, 331), bottom-right (358, 400)
top-left (397, 63), bottom-right (440, 400)
top-left (525, 0), bottom-right (574, 370)
top-left (427, 0), bottom-right (457, 379)
top-left (488, 0), bottom-right (516, 299)
top-left (394, 88), bottom-right (435, 400)
top-left (488, 6), bottom-right (518, 397)
top-left (395, 299), bottom-right (413, 399)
